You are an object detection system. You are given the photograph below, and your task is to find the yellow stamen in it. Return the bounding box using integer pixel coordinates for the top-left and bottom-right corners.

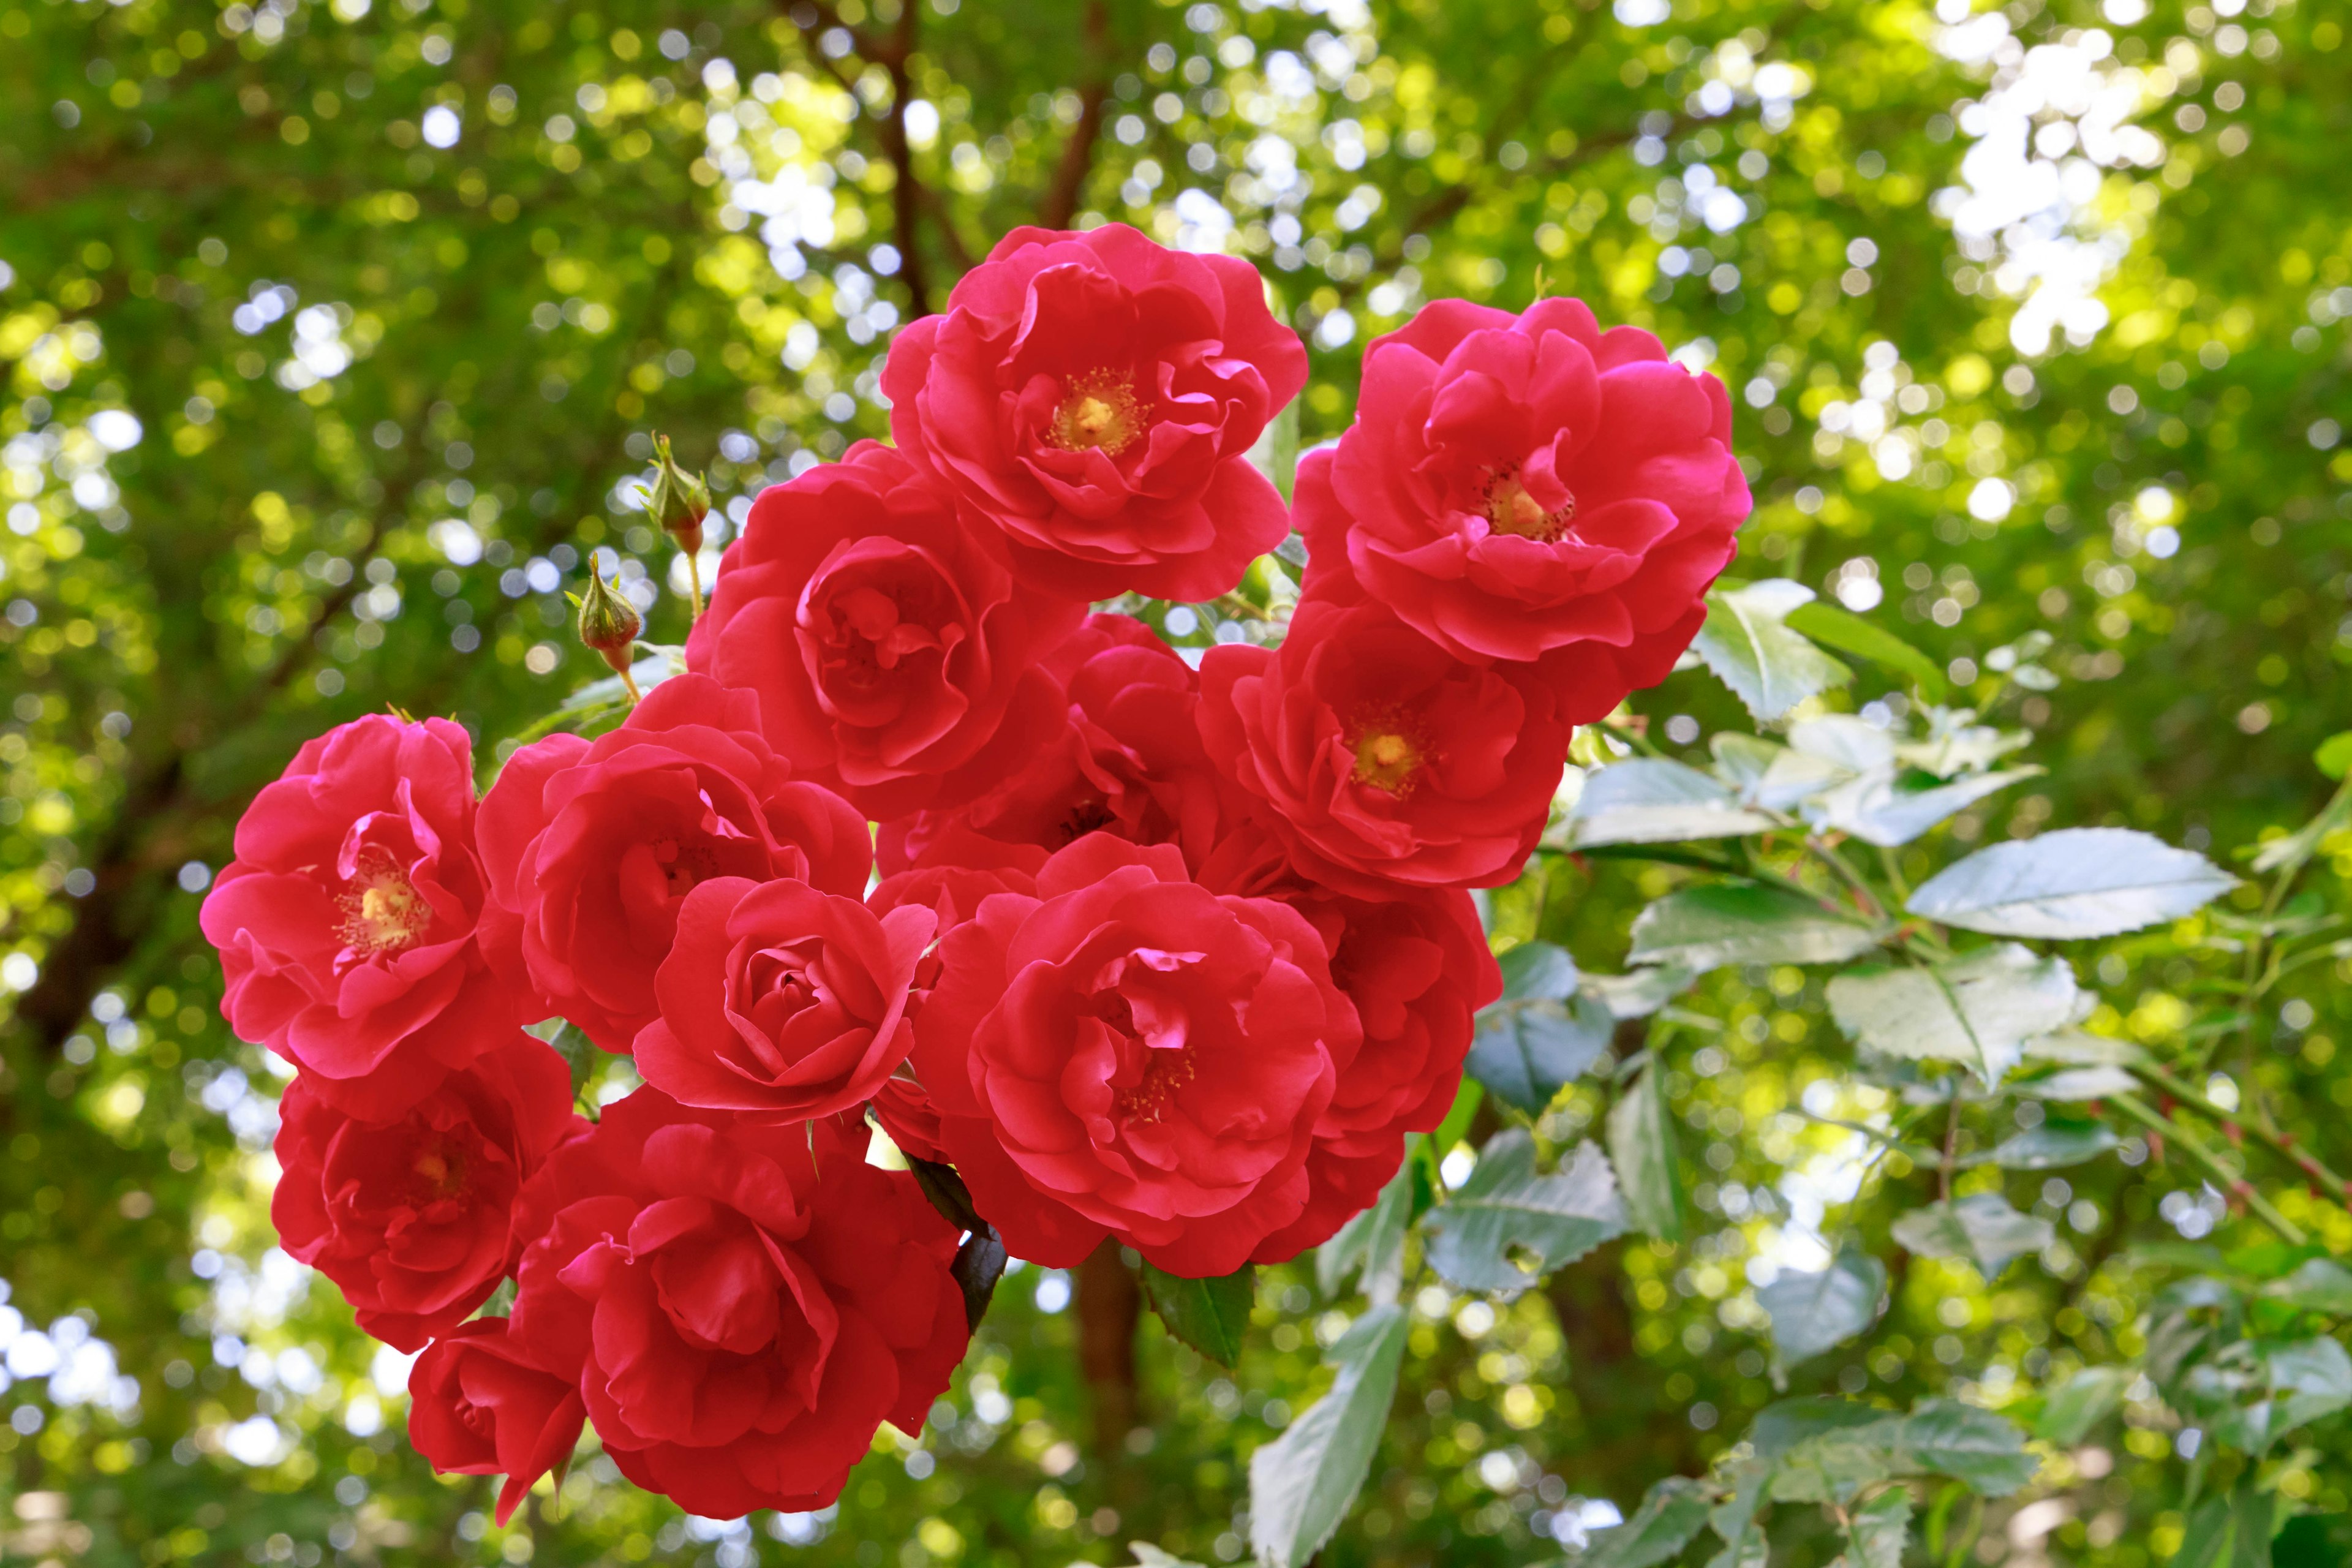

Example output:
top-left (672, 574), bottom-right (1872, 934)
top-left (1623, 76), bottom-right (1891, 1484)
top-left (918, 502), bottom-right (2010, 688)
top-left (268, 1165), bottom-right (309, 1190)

top-left (1049, 369), bottom-right (1146, 457)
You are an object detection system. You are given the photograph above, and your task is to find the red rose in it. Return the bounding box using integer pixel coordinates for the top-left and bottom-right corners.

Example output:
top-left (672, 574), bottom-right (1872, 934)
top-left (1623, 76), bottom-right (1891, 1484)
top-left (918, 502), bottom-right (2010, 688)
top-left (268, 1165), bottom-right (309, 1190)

top-left (880, 613), bottom-right (1236, 877)
top-left (1253, 888), bottom-right (1499, 1260)
top-left (634, 877), bottom-right (936, 1122)
top-left (1302, 297), bottom-right (1746, 703)
top-left (201, 715), bottom-right (514, 1117)
top-left (1198, 597), bottom-right (1571, 898)
top-left (477, 673), bottom-right (870, 1055)
top-left (881, 224), bottom-right (1308, 601)
top-left (503, 1092), bottom-right (969, 1520)
top-left (910, 834), bottom-right (1355, 1277)
top-left (685, 442), bottom-right (1084, 818)
top-left (407, 1318), bottom-right (587, 1526)
top-left (271, 1035), bottom-right (581, 1351)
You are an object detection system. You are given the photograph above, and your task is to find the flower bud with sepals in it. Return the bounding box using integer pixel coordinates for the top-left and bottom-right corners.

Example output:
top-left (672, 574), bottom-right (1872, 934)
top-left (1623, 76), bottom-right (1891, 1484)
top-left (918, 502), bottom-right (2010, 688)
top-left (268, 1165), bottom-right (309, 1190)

top-left (570, 556), bottom-right (644, 701)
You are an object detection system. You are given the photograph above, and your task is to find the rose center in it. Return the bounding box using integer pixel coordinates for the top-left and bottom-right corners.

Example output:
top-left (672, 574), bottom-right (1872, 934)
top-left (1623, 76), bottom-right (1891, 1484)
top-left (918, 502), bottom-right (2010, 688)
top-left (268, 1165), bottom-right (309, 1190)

top-left (337, 846), bottom-right (431, 954)
top-left (1348, 722), bottom-right (1425, 796)
top-left (1112, 1046), bottom-right (1196, 1126)
top-left (1483, 469), bottom-right (1577, 543)
top-left (650, 838), bottom-right (719, 899)
top-left (1048, 370), bottom-right (1145, 457)
top-left (411, 1140), bottom-right (468, 1198)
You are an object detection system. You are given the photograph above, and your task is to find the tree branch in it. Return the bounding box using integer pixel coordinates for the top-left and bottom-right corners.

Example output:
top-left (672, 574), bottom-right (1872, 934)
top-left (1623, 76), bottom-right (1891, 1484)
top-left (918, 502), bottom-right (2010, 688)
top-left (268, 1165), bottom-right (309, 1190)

top-left (876, 0), bottom-right (933, 317)
top-left (1036, 0), bottom-right (1114, 231)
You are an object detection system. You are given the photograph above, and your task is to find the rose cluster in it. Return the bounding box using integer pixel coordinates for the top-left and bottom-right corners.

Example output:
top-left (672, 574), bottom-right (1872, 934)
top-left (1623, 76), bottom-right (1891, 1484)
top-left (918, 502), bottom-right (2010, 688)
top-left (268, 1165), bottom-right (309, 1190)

top-left (204, 226), bottom-right (1745, 1522)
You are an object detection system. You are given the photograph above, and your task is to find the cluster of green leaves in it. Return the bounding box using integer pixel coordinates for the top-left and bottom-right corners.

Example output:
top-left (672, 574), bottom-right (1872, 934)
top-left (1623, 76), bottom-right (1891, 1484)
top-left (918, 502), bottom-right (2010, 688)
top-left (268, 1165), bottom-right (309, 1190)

top-left (4, 0), bottom-right (2351, 1562)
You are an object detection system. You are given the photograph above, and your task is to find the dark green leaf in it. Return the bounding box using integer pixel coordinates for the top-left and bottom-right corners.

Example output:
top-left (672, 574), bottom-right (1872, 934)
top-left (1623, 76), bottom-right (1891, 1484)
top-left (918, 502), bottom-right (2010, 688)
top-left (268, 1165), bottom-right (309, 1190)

top-left (950, 1224), bottom-right (1008, 1332)
top-left (1247, 1305), bottom-right (1410, 1568)
top-left (1785, 598), bottom-right (1948, 697)
top-left (1466, 992), bottom-right (1616, 1114)
top-left (1137, 1261), bottom-right (1255, 1368)
top-left (2262, 1258), bottom-right (2352, 1314)
top-left (1580, 1477), bottom-right (1713, 1568)
top-left (1607, 1063), bottom-right (1684, 1243)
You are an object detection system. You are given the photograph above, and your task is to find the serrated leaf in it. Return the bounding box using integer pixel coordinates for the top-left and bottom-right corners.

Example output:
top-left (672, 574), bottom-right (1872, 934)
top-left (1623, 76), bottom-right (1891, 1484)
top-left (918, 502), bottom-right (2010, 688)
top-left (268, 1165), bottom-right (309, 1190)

top-left (1629, 883), bottom-right (1884, 971)
top-left (1465, 993), bottom-right (1616, 1114)
top-left (1894, 1400), bottom-right (2038, 1495)
top-left (2033, 1365), bottom-right (2133, 1446)
top-left (2182, 1336), bottom-right (2352, 1457)
top-left (1896, 713), bottom-right (2032, 780)
top-left (1421, 1132), bottom-right (1627, 1295)
top-left (1710, 732), bottom-right (1853, 810)
top-left (1787, 598), bottom-right (1948, 698)
top-left (1137, 1261), bottom-right (1254, 1367)
top-left (1807, 766), bottom-right (2041, 848)
top-left (1757, 1250), bottom-right (1885, 1370)
top-left (1608, 1064), bottom-right (1684, 1243)
top-left (1847, 1484), bottom-right (1912, 1568)
top-left (1567, 758), bottom-right (1782, 847)
top-left (1580, 1477), bottom-right (1713, 1568)
top-left (1317, 1150), bottom-right (1416, 1306)
top-left (1692, 579), bottom-right (1855, 722)
top-left (1826, 944), bottom-right (2079, 1087)
top-left (1979, 1121), bottom-right (2120, 1169)
top-left (1891, 1194), bottom-right (2054, 1279)
top-left (1583, 966), bottom-right (1697, 1019)
top-left (1247, 1304), bottom-right (1409, 1568)
top-left (1768, 1417), bottom-right (1907, 1504)
top-left (1907, 827), bottom-right (2236, 938)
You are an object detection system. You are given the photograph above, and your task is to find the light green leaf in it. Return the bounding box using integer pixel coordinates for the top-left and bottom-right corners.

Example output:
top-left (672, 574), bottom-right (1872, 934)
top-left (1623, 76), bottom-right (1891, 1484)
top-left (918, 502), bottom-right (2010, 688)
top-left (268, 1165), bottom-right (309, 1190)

top-left (1709, 732), bottom-right (1853, 810)
top-left (1757, 1250), bottom-right (1885, 1370)
top-left (1897, 712), bottom-right (2033, 780)
top-left (1316, 1149), bottom-right (1417, 1306)
top-left (1421, 1133), bottom-right (1627, 1295)
top-left (2251, 775), bottom-right (2352, 876)
top-left (1826, 944), bottom-right (2080, 1087)
top-left (2183, 1336), bottom-right (2352, 1457)
top-left (1980, 1121), bottom-right (2120, 1169)
top-left (1496, 939), bottom-right (1579, 1003)
top-left (1126, 1545), bottom-right (1207, 1568)
top-left (1137, 1262), bottom-right (1254, 1368)
top-left (1891, 1194), bottom-right (2055, 1279)
top-left (1582, 966), bottom-right (1698, 1020)
top-left (1907, 827), bottom-right (2236, 938)
top-left (2014, 1065), bottom-right (2141, 1101)
top-left (2032, 1365), bottom-right (2134, 1446)
top-left (1608, 1063), bottom-right (1684, 1243)
top-left (1580, 1477), bottom-right (1713, 1568)
top-left (2261, 1258), bottom-right (2352, 1314)
top-left (1807, 766), bottom-right (2041, 848)
top-left (1692, 579), bottom-right (1855, 722)
top-left (1846, 1484), bottom-right (1913, 1568)
top-left (1247, 1305), bottom-right (1409, 1568)
top-left (1785, 599), bottom-right (1948, 698)
top-left (1629, 883), bottom-right (1884, 971)
top-left (1567, 758), bottom-right (1782, 847)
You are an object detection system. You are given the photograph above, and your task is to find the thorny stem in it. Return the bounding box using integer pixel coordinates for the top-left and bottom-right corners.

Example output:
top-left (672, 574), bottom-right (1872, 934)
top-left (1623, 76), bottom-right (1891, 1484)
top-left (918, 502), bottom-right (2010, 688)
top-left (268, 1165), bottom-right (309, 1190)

top-left (2129, 1060), bottom-right (2352, 1205)
top-left (1807, 835), bottom-right (1886, 920)
top-left (2107, 1092), bottom-right (2307, 1247)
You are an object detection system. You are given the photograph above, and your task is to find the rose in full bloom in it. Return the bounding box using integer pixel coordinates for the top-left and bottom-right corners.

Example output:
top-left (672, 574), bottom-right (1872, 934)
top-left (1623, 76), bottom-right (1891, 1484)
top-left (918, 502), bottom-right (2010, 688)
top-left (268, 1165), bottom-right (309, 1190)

top-left (1197, 597), bottom-right (1571, 898)
top-left (1251, 888), bottom-right (1499, 1259)
top-left (910, 834), bottom-right (1356, 1276)
top-left (879, 613), bottom-right (1235, 877)
top-left (273, 1035), bottom-right (581, 1351)
top-left (686, 442), bottom-right (1084, 818)
top-left (881, 224), bottom-right (1308, 601)
top-left (407, 1318), bottom-right (588, 1525)
top-left (477, 674), bottom-right (870, 1055)
top-left (202, 715), bottom-right (515, 1117)
top-left (1300, 298), bottom-right (1747, 709)
top-left (634, 876), bottom-right (937, 1122)
top-left (503, 1092), bottom-right (969, 1520)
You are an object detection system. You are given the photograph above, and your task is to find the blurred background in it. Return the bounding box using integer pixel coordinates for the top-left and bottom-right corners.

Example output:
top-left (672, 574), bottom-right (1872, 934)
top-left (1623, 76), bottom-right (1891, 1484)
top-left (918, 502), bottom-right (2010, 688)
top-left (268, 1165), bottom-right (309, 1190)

top-left (2, 0), bottom-right (2349, 1562)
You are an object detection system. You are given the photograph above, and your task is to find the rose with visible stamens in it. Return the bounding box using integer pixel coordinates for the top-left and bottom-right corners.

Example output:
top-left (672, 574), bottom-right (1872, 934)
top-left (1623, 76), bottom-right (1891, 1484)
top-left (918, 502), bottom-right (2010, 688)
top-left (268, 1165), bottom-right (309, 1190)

top-left (201, 714), bottom-right (516, 1117)
top-left (908, 834), bottom-right (1355, 1278)
top-left (881, 223), bottom-right (1308, 601)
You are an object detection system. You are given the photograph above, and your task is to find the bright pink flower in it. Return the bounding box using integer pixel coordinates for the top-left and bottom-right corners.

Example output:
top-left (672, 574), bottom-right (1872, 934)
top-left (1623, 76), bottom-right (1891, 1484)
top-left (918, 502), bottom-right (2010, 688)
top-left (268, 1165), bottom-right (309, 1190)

top-left (883, 224), bottom-right (1307, 601)
top-left (1302, 298), bottom-right (1746, 711)
top-left (1199, 597), bottom-right (1571, 898)
top-left (202, 715), bottom-right (515, 1117)
top-left (686, 442), bottom-right (1085, 818)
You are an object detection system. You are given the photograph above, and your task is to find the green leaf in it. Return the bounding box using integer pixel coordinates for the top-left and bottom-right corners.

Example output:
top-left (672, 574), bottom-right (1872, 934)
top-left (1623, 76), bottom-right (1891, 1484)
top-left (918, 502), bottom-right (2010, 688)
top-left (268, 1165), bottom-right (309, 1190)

top-left (1807, 765), bottom-right (2041, 848)
top-left (2261, 1258), bottom-right (2352, 1314)
top-left (1496, 938), bottom-right (1580, 1003)
top-left (1580, 1477), bottom-right (1714, 1568)
top-left (1566, 757), bottom-right (1782, 847)
top-left (1979, 1121), bottom-right (2120, 1169)
top-left (1607, 1063), bottom-right (1684, 1243)
top-left (2032, 1365), bottom-right (2134, 1446)
top-left (1710, 731), bottom-right (1852, 810)
top-left (1826, 944), bottom-right (2080, 1087)
top-left (1906, 827), bottom-right (2236, 938)
top-left (1420, 1131), bottom-right (1627, 1295)
top-left (2251, 775), bottom-right (2352, 877)
top-left (1750, 1396), bottom-right (1894, 1460)
top-left (1691, 579), bottom-right (1854, 722)
top-left (2182, 1336), bottom-right (2352, 1457)
top-left (1317, 1149), bottom-right (1416, 1306)
top-left (1846, 1483), bottom-right (1913, 1568)
top-left (1785, 599), bottom-right (1948, 698)
top-left (1125, 1546), bottom-right (1206, 1568)
top-left (1894, 1400), bottom-right (2039, 1496)
top-left (1891, 1194), bottom-right (2055, 1278)
top-left (2316, 731), bottom-right (2352, 780)
top-left (1757, 1250), bottom-right (1885, 1370)
top-left (1627, 883), bottom-right (1884, 971)
top-left (1247, 1304), bottom-right (1409, 1568)
top-left (1246, 398), bottom-right (1302, 502)
top-left (1465, 993), bottom-right (1616, 1115)
top-left (1768, 1417), bottom-right (1907, 1504)
top-left (1583, 966), bottom-right (1699, 1019)
top-left (1137, 1261), bottom-right (1254, 1367)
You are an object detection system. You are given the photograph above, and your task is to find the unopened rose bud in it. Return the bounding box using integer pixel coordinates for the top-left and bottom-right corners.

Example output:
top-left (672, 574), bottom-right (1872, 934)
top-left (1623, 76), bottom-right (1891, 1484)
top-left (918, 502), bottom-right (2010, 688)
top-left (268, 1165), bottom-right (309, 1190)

top-left (570, 558), bottom-right (643, 699)
top-left (638, 434), bottom-right (710, 556)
